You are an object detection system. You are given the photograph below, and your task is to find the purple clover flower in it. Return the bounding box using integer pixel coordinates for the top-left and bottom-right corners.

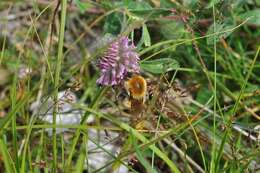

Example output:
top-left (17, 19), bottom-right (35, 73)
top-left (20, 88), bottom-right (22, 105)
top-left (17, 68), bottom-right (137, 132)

top-left (97, 36), bottom-right (140, 86)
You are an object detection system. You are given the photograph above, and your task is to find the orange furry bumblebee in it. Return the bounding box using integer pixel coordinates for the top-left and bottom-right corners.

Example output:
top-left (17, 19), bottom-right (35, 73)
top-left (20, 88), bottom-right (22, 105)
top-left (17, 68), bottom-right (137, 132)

top-left (124, 75), bottom-right (147, 101)
top-left (124, 75), bottom-right (147, 116)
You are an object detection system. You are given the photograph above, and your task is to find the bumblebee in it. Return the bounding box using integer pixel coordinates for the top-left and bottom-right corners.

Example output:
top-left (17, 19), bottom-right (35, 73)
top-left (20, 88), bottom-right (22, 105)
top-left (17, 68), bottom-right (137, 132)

top-left (124, 75), bottom-right (147, 102)
top-left (123, 75), bottom-right (148, 125)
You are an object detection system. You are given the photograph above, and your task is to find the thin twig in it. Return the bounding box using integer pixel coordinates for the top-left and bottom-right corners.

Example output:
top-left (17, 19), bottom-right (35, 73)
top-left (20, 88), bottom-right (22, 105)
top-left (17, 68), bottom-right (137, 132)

top-left (164, 139), bottom-right (205, 173)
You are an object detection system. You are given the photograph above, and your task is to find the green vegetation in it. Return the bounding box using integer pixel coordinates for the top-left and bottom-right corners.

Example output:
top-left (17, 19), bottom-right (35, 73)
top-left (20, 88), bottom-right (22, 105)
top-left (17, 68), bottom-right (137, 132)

top-left (0, 0), bottom-right (259, 172)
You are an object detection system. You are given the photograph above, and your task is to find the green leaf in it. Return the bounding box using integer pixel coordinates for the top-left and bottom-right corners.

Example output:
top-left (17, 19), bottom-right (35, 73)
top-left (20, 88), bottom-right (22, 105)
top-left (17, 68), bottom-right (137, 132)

top-left (206, 0), bottom-right (221, 8)
top-left (238, 9), bottom-right (260, 26)
top-left (0, 138), bottom-right (16, 173)
top-left (75, 135), bottom-right (87, 173)
top-left (140, 58), bottom-right (179, 74)
top-left (183, 0), bottom-right (198, 8)
top-left (160, 0), bottom-right (177, 8)
top-left (126, 1), bottom-right (171, 19)
top-left (206, 20), bottom-right (235, 45)
top-left (196, 87), bottom-right (212, 104)
top-left (0, 88), bottom-right (32, 131)
top-left (75, 0), bottom-right (93, 13)
top-left (127, 1), bottom-right (152, 10)
top-left (159, 20), bottom-right (186, 40)
top-left (130, 130), bottom-right (158, 173)
top-left (142, 24), bottom-right (151, 47)
top-left (103, 13), bottom-right (122, 35)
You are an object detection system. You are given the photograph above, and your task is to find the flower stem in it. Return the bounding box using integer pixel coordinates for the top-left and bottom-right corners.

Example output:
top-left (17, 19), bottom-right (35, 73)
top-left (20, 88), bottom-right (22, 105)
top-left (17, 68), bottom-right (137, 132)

top-left (53, 0), bottom-right (67, 172)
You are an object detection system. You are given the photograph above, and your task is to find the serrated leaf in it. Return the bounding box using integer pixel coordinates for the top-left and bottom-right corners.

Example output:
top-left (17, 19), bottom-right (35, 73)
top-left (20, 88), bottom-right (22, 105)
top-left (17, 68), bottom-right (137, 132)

top-left (140, 58), bottom-right (179, 74)
top-left (238, 9), bottom-right (260, 26)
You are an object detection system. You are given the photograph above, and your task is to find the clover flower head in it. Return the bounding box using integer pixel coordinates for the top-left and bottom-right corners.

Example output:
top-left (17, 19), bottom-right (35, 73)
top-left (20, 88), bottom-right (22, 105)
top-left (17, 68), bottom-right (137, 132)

top-left (97, 36), bottom-right (140, 86)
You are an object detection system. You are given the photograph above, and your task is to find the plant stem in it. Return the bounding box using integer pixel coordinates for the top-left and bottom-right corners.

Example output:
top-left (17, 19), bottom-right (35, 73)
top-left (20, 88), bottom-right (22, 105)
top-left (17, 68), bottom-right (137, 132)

top-left (53, 0), bottom-right (67, 172)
